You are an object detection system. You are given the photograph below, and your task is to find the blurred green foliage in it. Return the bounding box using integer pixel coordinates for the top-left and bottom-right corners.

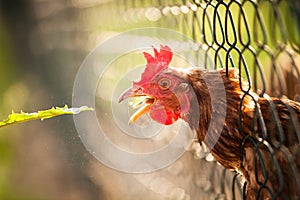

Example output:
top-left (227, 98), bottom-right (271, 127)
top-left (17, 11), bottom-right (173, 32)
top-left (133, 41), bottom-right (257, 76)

top-left (0, 16), bottom-right (18, 199)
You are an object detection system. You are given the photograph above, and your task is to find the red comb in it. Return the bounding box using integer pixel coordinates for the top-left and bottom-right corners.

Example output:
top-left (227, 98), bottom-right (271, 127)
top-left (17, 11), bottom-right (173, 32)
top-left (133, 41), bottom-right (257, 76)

top-left (133, 45), bottom-right (173, 86)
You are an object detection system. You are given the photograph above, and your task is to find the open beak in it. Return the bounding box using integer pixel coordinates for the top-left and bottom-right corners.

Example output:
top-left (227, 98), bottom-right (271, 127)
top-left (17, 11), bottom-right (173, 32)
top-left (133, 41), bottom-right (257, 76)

top-left (119, 88), bottom-right (154, 124)
top-left (118, 88), bottom-right (137, 103)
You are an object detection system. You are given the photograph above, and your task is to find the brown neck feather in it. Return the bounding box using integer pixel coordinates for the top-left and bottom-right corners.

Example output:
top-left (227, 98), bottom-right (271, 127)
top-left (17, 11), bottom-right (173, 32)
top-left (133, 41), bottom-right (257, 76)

top-left (182, 68), bottom-right (255, 169)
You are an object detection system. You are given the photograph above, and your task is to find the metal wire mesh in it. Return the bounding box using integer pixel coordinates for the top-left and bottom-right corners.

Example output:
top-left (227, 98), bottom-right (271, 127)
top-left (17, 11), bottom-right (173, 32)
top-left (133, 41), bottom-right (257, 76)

top-left (119, 0), bottom-right (300, 199)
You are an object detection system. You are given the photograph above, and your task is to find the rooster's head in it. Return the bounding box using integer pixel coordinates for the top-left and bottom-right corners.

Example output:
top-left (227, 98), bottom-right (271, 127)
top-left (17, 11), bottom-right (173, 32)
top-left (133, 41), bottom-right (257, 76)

top-left (119, 45), bottom-right (194, 125)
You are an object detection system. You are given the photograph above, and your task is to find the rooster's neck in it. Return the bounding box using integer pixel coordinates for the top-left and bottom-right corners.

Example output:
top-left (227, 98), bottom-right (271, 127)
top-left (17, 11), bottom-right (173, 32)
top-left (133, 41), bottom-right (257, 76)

top-left (181, 68), bottom-right (216, 141)
top-left (182, 68), bottom-right (256, 169)
top-left (182, 68), bottom-right (245, 144)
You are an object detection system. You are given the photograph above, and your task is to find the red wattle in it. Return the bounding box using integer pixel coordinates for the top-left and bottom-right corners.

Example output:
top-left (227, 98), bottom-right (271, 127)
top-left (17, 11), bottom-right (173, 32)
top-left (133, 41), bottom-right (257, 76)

top-left (149, 107), bottom-right (179, 125)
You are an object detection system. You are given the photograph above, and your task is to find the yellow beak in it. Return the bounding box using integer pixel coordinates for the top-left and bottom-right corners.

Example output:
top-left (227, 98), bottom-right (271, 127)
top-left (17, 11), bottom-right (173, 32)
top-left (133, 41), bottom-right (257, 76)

top-left (119, 88), bottom-right (154, 124)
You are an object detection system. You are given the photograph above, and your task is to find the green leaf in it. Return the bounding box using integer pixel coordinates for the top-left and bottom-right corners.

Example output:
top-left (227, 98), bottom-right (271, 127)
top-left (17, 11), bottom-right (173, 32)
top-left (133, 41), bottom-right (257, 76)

top-left (0, 105), bottom-right (93, 128)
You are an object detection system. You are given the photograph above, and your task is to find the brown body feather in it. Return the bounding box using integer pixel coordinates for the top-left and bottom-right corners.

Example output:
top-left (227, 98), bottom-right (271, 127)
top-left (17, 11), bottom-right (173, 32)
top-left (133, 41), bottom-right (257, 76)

top-left (182, 68), bottom-right (300, 199)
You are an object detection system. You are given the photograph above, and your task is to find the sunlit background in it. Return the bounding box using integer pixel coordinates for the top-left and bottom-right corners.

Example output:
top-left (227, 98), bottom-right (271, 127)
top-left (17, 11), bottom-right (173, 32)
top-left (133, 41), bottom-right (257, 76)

top-left (0, 0), bottom-right (299, 199)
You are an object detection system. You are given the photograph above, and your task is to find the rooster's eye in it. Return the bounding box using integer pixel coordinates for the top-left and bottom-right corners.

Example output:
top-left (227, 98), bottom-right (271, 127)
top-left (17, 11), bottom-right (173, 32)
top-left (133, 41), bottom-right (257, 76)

top-left (158, 78), bottom-right (171, 89)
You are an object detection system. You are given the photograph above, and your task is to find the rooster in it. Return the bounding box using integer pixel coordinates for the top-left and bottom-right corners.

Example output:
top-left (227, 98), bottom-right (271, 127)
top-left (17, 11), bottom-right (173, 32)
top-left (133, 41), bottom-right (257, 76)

top-left (119, 45), bottom-right (300, 199)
